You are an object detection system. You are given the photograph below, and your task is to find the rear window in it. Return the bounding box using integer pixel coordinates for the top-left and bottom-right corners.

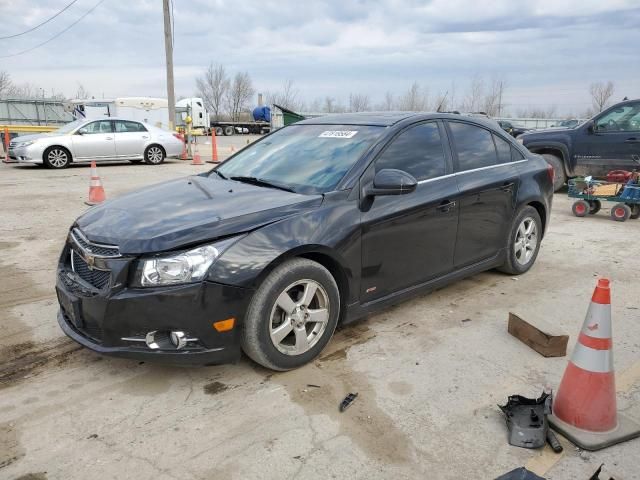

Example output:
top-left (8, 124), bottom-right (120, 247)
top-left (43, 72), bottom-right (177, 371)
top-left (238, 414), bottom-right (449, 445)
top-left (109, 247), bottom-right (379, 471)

top-left (493, 134), bottom-right (512, 164)
top-left (448, 122), bottom-right (498, 171)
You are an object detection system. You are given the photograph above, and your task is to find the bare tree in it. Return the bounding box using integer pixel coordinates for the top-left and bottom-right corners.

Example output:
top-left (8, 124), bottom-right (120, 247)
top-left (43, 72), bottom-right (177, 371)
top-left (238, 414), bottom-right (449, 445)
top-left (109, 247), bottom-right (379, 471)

top-left (225, 71), bottom-right (254, 122)
top-left (0, 71), bottom-right (11, 98)
top-left (398, 82), bottom-right (427, 111)
top-left (461, 76), bottom-right (484, 112)
top-left (590, 81), bottom-right (615, 113)
top-left (196, 63), bottom-right (230, 121)
top-left (75, 83), bottom-right (90, 99)
top-left (266, 79), bottom-right (302, 111)
top-left (348, 93), bottom-right (370, 112)
top-left (481, 78), bottom-right (507, 116)
top-left (382, 91), bottom-right (395, 111)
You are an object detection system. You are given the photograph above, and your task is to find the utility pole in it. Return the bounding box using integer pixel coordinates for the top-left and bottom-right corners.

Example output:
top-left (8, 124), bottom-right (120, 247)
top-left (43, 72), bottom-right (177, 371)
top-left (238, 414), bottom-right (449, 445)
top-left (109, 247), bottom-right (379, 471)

top-left (163, 0), bottom-right (176, 130)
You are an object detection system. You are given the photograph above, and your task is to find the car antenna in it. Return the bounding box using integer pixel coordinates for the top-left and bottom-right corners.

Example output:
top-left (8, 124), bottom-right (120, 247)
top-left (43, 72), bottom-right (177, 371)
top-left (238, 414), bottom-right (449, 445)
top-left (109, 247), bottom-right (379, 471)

top-left (436, 91), bottom-right (448, 113)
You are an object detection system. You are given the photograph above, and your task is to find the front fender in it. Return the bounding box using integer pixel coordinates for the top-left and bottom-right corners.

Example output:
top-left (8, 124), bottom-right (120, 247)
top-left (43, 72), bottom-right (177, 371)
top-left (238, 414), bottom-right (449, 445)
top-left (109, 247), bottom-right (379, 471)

top-left (207, 193), bottom-right (361, 304)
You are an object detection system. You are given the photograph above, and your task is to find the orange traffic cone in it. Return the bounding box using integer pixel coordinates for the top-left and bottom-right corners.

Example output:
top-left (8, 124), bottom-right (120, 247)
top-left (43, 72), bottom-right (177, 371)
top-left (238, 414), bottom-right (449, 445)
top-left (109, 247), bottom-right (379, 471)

top-left (191, 143), bottom-right (203, 165)
top-left (549, 278), bottom-right (640, 450)
top-left (206, 129), bottom-right (219, 164)
top-left (85, 161), bottom-right (106, 206)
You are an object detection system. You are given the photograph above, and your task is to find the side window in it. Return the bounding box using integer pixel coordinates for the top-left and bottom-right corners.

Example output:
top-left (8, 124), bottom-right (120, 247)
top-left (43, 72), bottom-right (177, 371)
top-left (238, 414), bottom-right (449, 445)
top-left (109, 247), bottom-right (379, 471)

top-left (596, 103), bottom-right (640, 132)
top-left (375, 122), bottom-right (446, 181)
top-left (448, 122), bottom-right (498, 171)
top-left (493, 134), bottom-right (512, 163)
top-left (511, 146), bottom-right (525, 162)
top-left (78, 120), bottom-right (113, 135)
top-left (115, 121), bottom-right (147, 132)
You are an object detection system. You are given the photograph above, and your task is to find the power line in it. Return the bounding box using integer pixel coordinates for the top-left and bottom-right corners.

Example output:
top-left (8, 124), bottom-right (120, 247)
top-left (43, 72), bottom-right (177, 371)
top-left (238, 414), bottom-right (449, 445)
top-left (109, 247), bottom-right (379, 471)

top-left (0, 0), bottom-right (106, 58)
top-left (0, 0), bottom-right (80, 40)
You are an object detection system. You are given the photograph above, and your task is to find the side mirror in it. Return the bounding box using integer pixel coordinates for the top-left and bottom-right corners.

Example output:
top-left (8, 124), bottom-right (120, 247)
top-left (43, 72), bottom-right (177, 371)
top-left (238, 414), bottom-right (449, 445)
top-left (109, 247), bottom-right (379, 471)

top-left (365, 169), bottom-right (417, 197)
top-left (586, 120), bottom-right (595, 134)
top-left (76, 129), bottom-right (85, 135)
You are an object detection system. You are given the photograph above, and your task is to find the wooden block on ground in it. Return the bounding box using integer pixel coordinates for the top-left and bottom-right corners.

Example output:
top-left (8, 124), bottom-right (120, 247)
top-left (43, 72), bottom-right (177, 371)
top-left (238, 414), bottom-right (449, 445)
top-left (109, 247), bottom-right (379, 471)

top-left (508, 312), bottom-right (569, 357)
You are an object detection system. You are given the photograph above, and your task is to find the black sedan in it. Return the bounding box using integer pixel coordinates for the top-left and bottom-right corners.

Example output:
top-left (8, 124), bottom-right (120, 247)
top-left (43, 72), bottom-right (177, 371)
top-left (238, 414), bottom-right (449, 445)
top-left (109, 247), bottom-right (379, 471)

top-left (56, 112), bottom-right (553, 370)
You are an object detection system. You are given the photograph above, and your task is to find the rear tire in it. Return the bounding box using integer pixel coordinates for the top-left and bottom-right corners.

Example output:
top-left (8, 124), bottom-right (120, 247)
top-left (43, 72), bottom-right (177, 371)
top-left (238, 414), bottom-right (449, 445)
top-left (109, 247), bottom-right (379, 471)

top-left (498, 206), bottom-right (542, 275)
top-left (215, 126), bottom-right (224, 136)
top-left (611, 203), bottom-right (631, 222)
top-left (572, 200), bottom-right (590, 217)
top-left (43, 146), bottom-right (71, 169)
top-left (541, 153), bottom-right (566, 192)
top-left (629, 204), bottom-right (640, 220)
top-left (588, 200), bottom-right (601, 214)
top-left (224, 126), bottom-right (234, 136)
top-left (241, 258), bottom-right (340, 371)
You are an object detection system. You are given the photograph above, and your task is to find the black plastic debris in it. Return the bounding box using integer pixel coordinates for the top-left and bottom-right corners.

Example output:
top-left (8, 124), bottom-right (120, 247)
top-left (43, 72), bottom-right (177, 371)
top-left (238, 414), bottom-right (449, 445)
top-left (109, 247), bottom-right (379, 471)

top-left (495, 467), bottom-right (546, 480)
top-left (589, 463), bottom-right (615, 480)
top-left (546, 429), bottom-right (563, 453)
top-left (499, 392), bottom-right (552, 449)
top-left (339, 392), bottom-right (358, 412)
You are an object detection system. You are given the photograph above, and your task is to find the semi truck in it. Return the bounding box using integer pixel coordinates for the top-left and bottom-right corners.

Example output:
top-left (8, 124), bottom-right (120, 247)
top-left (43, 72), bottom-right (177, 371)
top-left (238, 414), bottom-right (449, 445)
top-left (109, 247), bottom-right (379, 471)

top-left (209, 104), bottom-right (305, 135)
top-left (69, 97), bottom-right (210, 134)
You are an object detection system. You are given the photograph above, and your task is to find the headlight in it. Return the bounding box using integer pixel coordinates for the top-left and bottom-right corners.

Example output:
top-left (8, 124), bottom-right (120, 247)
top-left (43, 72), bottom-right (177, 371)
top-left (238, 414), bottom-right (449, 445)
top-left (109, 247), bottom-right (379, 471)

top-left (16, 141), bottom-right (34, 148)
top-left (136, 236), bottom-right (241, 287)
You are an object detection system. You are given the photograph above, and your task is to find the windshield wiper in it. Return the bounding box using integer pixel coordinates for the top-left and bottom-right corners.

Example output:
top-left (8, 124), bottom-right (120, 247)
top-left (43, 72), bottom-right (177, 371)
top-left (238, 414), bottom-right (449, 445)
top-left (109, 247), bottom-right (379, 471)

top-left (229, 176), bottom-right (296, 193)
top-left (212, 170), bottom-right (227, 179)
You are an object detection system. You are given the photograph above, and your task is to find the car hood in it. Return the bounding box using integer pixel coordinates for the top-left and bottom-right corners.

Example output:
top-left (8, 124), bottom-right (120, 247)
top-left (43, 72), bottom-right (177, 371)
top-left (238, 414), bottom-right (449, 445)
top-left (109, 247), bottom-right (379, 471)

top-left (522, 127), bottom-right (574, 136)
top-left (76, 175), bottom-right (323, 254)
top-left (12, 133), bottom-right (48, 143)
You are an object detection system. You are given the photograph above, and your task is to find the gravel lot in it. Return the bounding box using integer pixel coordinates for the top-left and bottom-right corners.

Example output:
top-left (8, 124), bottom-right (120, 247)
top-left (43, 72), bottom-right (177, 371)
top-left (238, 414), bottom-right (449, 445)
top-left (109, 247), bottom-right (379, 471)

top-left (0, 149), bottom-right (638, 480)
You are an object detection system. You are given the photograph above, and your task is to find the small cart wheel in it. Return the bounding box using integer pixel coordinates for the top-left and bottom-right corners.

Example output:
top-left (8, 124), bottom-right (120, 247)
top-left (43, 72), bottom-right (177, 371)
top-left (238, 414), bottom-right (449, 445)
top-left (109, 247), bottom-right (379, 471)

top-left (611, 203), bottom-right (631, 222)
top-left (572, 200), bottom-right (590, 217)
top-left (629, 204), bottom-right (640, 220)
top-left (588, 200), bottom-right (601, 215)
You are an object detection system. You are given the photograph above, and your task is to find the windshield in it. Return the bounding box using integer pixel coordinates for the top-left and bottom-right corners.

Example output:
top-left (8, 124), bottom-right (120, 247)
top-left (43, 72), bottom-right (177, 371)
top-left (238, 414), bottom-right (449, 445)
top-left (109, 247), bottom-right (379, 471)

top-left (54, 120), bottom-right (85, 134)
top-left (215, 124), bottom-right (384, 194)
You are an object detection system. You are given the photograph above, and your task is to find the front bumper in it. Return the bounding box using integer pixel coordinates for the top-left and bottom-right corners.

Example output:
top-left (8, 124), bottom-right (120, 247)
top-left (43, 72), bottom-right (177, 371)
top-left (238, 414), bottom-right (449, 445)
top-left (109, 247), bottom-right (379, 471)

top-left (56, 246), bottom-right (254, 365)
top-left (8, 145), bottom-right (42, 163)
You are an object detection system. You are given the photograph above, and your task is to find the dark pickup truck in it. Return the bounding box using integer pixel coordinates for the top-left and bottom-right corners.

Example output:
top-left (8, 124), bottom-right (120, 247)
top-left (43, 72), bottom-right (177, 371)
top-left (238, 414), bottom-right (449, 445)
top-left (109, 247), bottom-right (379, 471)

top-left (520, 99), bottom-right (640, 190)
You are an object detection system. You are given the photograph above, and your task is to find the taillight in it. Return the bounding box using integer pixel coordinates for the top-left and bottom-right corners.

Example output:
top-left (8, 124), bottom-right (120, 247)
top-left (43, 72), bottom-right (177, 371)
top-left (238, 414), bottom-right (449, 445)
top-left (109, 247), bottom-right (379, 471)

top-left (547, 163), bottom-right (554, 184)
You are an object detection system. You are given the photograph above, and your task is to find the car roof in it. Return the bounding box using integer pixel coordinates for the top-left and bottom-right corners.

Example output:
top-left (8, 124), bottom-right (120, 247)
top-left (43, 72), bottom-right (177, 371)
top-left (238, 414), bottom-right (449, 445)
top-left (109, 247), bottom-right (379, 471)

top-left (296, 111), bottom-right (502, 129)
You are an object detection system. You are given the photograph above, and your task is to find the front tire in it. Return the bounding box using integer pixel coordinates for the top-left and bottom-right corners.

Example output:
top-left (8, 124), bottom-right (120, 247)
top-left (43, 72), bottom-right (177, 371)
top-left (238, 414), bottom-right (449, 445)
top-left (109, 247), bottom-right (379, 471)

top-left (611, 203), bottom-right (631, 222)
top-left (144, 145), bottom-right (165, 165)
top-left (241, 258), bottom-right (340, 371)
top-left (541, 153), bottom-right (566, 192)
top-left (43, 146), bottom-right (71, 169)
top-left (499, 206), bottom-right (542, 275)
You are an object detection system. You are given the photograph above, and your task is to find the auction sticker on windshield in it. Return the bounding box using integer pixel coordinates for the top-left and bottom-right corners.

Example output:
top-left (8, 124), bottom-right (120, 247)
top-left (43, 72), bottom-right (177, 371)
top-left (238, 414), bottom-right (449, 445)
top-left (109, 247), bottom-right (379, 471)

top-left (319, 130), bottom-right (358, 138)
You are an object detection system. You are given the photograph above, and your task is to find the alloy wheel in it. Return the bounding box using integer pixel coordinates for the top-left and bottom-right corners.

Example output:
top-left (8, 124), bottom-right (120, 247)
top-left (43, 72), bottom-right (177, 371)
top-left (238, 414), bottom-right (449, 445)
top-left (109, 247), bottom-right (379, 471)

top-left (514, 217), bottom-right (538, 266)
top-left (269, 279), bottom-right (330, 356)
top-left (48, 149), bottom-right (68, 168)
top-left (147, 146), bottom-right (163, 163)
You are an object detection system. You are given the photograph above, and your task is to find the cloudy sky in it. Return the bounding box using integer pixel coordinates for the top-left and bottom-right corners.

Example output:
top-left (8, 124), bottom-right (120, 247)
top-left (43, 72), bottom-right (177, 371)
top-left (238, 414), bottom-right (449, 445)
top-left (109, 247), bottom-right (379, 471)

top-left (1, 0), bottom-right (639, 115)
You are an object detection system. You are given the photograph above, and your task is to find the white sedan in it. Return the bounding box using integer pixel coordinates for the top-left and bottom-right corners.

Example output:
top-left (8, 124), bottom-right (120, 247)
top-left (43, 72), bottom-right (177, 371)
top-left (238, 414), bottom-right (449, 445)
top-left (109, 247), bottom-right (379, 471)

top-left (8, 118), bottom-right (184, 168)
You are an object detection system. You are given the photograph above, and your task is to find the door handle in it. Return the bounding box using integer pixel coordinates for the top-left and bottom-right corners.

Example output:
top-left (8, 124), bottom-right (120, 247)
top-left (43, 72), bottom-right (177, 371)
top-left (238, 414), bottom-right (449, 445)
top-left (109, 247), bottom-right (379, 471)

top-left (500, 182), bottom-right (514, 192)
top-left (105, 137), bottom-right (113, 140)
top-left (625, 138), bottom-right (639, 143)
top-left (436, 200), bottom-right (455, 213)
top-left (142, 136), bottom-right (149, 139)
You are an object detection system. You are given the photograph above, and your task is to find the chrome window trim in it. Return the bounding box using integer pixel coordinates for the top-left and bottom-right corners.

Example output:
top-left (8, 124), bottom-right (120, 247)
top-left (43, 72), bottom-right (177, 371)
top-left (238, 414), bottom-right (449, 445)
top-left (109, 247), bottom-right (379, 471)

top-left (417, 159), bottom-right (528, 184)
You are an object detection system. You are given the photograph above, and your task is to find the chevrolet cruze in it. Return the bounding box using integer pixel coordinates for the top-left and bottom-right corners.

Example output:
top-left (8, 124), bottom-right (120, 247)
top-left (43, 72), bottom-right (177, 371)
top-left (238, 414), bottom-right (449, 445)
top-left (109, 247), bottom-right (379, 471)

top-left (56, 112), bottom-right (553, 370)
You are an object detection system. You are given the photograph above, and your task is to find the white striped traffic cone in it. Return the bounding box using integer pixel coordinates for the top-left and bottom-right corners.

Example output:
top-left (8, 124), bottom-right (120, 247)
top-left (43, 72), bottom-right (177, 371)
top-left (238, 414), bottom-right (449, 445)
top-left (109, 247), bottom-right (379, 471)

top-left (85, 161), bottom-right (106, 206)
top-left (549, 278), bottom-right (640, 450)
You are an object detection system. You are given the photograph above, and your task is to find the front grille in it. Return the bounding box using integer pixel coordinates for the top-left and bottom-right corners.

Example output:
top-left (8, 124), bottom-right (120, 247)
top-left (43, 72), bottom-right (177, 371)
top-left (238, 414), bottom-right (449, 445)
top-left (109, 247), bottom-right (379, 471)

top-left (71, 228), bottom-right (120, 257)
top-left (71, 250), bottom-right (111, 289)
